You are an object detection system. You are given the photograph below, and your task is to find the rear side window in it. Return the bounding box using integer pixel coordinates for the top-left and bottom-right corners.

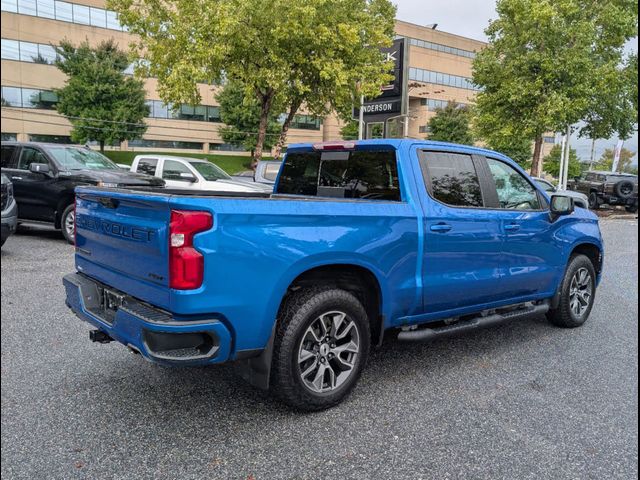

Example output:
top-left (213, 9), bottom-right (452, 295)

top-left (136, 158), bottom-right (158, 176)
top-left (276, 149), bottom-right (401, 201)
top-left (420, 151), bottom-right (483, 207)
top-left (1, 146), bottom-right (17, 168)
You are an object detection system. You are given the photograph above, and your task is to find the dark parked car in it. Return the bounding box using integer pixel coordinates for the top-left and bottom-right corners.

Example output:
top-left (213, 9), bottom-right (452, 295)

top-left (533, 177), bottom-right (589, 209)
top-left (1, 173), bottom-right (17, 248)
top-left (0, 142), bottom-right (165, 243)
top-left (568, 171), bottom-right (638, 212)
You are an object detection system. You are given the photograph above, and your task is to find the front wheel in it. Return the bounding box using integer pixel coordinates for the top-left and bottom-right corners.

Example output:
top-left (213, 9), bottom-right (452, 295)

top-left (588, 192), bottom-right (600, 210)
top-left (547, 254), bottom-right (597, 328)
top-left (60, 204), bottom-right (75, 244)
top-left (271, 286), bottom-right (370, 411)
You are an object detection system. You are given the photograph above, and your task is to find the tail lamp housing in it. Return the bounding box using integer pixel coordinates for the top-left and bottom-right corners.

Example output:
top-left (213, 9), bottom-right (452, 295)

top-left (169, 210), bottom-right (213, 290)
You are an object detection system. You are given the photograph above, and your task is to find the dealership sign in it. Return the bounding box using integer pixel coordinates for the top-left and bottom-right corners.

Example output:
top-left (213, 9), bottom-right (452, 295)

top-left (353, 38), bottom-right (407, 123)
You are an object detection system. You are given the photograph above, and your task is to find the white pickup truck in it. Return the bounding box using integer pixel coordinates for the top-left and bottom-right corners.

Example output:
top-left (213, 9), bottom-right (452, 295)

top-left (130, 154), bottom-right (272, 193)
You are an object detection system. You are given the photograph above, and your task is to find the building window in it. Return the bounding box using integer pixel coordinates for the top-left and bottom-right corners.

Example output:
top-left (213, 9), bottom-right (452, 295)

top-left (420, 98), bottom-right (467, 110)
top-left (543, 136), bottom-right (555, 144)
top-left (144, 99), bottom-right (222, 123)
top-left (1, 39), bottom-right (59, 64)
top-left (290, 114), bottom-right (321, 130)
top-left (409, 67), bottom-right (480, 91)
top-left (28, 134), bottom-right (72, 143)
top-left (419, 126), bottom-right (430, 134)
top-left (210, 143), bottom-right (247, 152)
top-left (128, 139), bottom-right (203, 150)
top-left (1, 133), bottom-right (17, 141)
top-left (1, 86), bottom-right (58, 108)
top-left (407, 37), bottom-right (477, 59)
top-left (2, 0), bottom-right (126, 32)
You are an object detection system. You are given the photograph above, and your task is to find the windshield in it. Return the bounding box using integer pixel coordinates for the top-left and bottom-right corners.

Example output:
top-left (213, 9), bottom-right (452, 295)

top-left (188, 161), bottom-right (230, 181)
top-left (47, 147), bottom-right (119, 170)
top-left (535, 179), bottom-right (556, 192)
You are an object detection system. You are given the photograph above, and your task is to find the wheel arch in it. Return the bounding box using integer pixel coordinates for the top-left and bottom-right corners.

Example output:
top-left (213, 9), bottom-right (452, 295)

top-left (54, 192), bottom-right (75, 229)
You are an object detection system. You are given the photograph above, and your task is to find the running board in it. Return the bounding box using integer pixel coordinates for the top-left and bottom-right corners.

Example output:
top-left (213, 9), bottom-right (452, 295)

top-left (397, 301), bottom-right (550, 342)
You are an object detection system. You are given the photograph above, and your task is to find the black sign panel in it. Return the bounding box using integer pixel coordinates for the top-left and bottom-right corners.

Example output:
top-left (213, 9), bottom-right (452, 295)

top-left (378, 38), bottom-right (405, 99)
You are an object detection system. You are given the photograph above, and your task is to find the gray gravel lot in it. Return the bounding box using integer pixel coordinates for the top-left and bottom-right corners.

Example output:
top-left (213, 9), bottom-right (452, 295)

top-left (1, 219), bottom-right (638, 480)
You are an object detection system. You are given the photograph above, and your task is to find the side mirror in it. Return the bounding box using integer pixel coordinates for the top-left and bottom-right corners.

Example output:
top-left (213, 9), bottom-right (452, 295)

top-left (550, 194), bottom-right (574, 219)
top-left (179, 172), bottom-right (197, 183)
top-left (29, 163), bottom-right (51, 175)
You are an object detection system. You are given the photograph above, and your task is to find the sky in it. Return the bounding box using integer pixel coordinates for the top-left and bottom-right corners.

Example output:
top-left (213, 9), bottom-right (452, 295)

top-left (394, 0), bottom-right (639, 165)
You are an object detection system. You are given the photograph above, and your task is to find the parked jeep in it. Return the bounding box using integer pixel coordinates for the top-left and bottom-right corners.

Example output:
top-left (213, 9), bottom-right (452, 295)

top-left (568, 171), bottom-right (638, 213)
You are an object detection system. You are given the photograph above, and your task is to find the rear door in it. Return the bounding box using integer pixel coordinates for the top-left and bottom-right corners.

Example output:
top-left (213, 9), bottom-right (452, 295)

top-left (5, 146), bottom-right (58, 221)
top-left (482, 157), bottom-right (560, 299)
top-left (418, 150), bottom-right (507, 313)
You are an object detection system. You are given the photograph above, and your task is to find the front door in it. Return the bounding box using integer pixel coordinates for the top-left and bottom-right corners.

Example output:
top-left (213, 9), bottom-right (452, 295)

top-left (160, 159), bottom-right (199, 189)
top-left (418, 150), bottom-right (507, 314)
top-left (5, 146), bottom-right (57, 221)
top-left (482, 157), bottom-right (560, 299)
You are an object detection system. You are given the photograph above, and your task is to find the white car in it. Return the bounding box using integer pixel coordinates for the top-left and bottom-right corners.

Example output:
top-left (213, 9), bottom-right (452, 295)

top-left (130, 155), bottom-right (272, 193)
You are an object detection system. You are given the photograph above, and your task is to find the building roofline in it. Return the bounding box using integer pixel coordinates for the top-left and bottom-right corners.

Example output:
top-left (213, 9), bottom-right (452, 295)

top-left (395, 19), bottom-right (488, 46)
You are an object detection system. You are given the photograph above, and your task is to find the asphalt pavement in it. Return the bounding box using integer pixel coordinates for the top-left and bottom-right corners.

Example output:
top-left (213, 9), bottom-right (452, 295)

top-left (1, 219), bottom-right (638, 480)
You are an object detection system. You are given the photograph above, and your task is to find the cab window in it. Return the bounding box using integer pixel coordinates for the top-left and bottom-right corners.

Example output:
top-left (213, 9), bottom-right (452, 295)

top-left (136, 158), bottom-right (158, 176)
top-left (486, 159), bottom-right (541, 210)
top-left (1, 146), bottom-right (17, 168)
top-left (420, 151), bottom-right (484, 207)
top-left (17, 147), bottom-right (50, 171)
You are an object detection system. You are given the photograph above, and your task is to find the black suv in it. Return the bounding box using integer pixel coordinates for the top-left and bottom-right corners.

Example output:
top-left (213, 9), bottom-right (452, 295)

top-left (0, 142), bottom-right (165, 243)
top-left (568, 170), bottom-right (638, 213)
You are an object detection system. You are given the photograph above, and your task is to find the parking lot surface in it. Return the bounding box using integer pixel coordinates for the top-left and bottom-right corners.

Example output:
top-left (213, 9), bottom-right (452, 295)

top-left (1, 219), bottom-right (638, 480)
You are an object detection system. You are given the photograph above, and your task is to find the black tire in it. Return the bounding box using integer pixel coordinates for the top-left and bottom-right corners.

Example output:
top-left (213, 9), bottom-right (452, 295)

top-left (271, 286), bottom-right (370, 411)
top-left (547, 254), bottom-right (597, 328)
top-left (614, 180), bottom-right (634, 199)
top-left (60, 204), bottom-right (75, 244)
top-left (625, 204), bottom-right (638, 214)
top-left (588, 192), bottom-right (600, 210)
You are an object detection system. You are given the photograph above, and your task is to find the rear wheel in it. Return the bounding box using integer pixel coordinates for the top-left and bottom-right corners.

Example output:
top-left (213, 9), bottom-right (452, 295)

top-left (547, 254), bottom-right (596, 328)
top-left (271, 286), bottom-right (370, 411)
top-left (588, 192), bottom-right (600, 210)
top-left (60, 204), bottom-right (75, 244)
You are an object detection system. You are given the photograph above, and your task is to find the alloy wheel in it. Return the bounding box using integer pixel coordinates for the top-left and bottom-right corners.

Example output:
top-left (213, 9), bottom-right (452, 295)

top-left (569, 267), bottom-right (593, 319)
top-left (297, 311), bottom-right (360, 394)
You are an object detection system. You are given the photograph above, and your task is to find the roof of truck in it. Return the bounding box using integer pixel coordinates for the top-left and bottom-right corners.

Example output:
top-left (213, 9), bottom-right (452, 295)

top-left (287, 139), bottom-right (511, 160)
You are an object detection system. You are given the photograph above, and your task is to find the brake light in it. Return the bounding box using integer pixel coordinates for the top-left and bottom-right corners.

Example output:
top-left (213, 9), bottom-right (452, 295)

top-left (312, 141), bottom-right (356, 151)
top-left (169, 210), bottom-right (213, 290)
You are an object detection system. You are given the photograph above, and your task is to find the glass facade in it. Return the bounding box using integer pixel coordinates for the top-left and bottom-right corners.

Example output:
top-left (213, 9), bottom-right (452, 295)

top-left (1, 86), bottom-right (58, 108)
top-left (420, 98), bottom-right (468, 110)
top-left (128, 139), bottom-right (203, 150)
top-left (1, 0), bottom-right (127, 31)
top-left (409, 67), bottom-right (480, 91)
top-left (406, 37), bottom-right (477, 59)
top-left (1, 38), bottom-right (58, 63)
top-left (28, 133), bottom-right (72, 143)
top-left (144, 100), bottom-right (222, 123)
top-left (289, 114), bottom-right (322, 130)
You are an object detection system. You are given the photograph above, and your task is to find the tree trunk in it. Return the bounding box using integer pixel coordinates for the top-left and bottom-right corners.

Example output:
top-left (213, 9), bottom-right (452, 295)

top-left (273, 101), bottom-right (302, 161)
top-left (530, 135), bottom-right (544, 177)
top-left (253, 91), bottom-right (274, 170)
top-left (99, 140), bottom-right (105, 153)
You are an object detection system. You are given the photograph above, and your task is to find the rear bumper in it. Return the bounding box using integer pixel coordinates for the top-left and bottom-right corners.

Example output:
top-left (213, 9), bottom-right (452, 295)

top-left (1, 201), bottom-right (18, 242)
top-left (598, 193), bottom-right (638, 206)
top-left (63, 273), bottom-right (232, 366)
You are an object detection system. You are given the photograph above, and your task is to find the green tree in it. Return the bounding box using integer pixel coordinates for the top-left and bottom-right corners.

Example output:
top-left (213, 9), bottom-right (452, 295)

top-left (216, 81), bottom-right (281, 164)
top-left (473, 0), bottom-right (638, 177)
top-left (543, 144), bottom-right (583, 178)
top-left (340, 120), bottom-right (360, 140)
top-left (110, 0), bottom-right (396, 163)
top-left (579, 55), bottom-right (639, 164)
top-left (426, 103), bottom-right (474, 145)
top-left (54, 39), bottom-right (148, 152)
top-left (485, 135), bottom-right (533, 167)
top-left (595, 147), bottom-right (637, 173)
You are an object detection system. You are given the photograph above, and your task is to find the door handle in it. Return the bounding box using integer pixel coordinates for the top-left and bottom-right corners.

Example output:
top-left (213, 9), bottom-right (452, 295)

top-left (11, 176), bottom-right (23, 180)
top-left (430, 223), bottom-right (452, 233)
top-left (504, 223), bottom-right (521, 232)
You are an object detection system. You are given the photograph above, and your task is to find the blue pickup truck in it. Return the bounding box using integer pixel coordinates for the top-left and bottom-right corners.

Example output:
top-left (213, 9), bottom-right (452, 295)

top-left (63, 140), bottom-right (604, 410)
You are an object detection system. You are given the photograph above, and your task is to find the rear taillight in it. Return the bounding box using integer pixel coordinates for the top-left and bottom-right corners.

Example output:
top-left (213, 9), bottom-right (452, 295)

top-left (169, 210), bottom-right (213, 290)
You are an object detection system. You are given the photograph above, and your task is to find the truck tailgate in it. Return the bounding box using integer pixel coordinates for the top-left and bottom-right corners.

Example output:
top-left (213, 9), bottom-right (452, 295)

top-left (75, 189), bottom-right (172, 309)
